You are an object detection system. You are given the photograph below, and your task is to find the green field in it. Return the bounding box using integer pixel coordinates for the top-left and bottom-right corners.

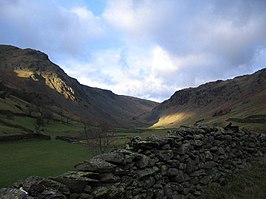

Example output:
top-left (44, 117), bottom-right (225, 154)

top-left (0, 140), bottom-right (100, 188)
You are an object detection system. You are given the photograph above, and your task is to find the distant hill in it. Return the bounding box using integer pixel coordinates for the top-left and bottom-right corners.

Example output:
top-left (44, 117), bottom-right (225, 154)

top-left (143, 68), bottom-right (266, 132)
top-left (0, 45), bottom-right (158, 136)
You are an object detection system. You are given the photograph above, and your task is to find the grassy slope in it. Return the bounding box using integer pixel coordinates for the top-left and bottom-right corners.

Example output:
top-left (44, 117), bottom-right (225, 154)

top-left (0, 114), bottom-right (84, 137)
top-left (150, 91), bottom-right (266, 131)
top-left (0, 94), bottom-right (85, 137)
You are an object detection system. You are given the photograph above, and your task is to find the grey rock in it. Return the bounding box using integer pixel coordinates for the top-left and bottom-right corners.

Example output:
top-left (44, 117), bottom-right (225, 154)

top-left (0, 188), bottom-right (27, 199)
top-left (84, 185), bottom-right (92, 193)
top-left (179, 163), bottom-right (186, 170)
top-left (205, 151), bottom-right (213, 160)
top-left (79, 193), bottom-right (93, 199)
top-left (175, 171), bottom-right (185, 183)
top-left (138, 166), bottom-right (159, 178)
top-left (178, 143), bottom-right (191, 154)
top-left (200, 175), bottom-right (211, 185)
top-left (204, 161), bottom-right (217, 169)
top-left (53, 172), bottom-right (99, 193)
top-left (162, 144), bottom-right (171, 150)
top-left (99, 173), bottom-right (120, 183)
top-left (75, 158), bottom-right (116, 172)
top-left (191, 169), bottom-right (206, 177)
top-left (167, 168), bottom-right (179, 176)
top-left (135, 154), bottom-right (150, 168)
top-left (94, 152), bottom-right (125, 165)
top-left (157, 150), bottom-right (174, 161)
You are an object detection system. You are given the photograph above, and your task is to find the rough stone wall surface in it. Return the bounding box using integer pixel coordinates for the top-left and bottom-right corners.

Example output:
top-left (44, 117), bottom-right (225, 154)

top-left (1, 125), bottom-right (265, 199)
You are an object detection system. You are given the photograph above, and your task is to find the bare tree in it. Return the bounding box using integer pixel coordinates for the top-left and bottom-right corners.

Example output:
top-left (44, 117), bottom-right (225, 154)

top-left (82, 120), bottom-right (116, 153)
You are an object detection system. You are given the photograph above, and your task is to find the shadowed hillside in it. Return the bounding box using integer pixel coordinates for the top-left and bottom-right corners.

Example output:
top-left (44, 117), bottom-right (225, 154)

top-left (144, 68), bottom-right (266, 131)
top-left (0, 45), bottom-right (158, 133)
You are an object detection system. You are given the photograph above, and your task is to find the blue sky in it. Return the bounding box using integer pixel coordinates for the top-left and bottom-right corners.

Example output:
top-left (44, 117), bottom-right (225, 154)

top-left (0, 0), bottom-right (266, 102)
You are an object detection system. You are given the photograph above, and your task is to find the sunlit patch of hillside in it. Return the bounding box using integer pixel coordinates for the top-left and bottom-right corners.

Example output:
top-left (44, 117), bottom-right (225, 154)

top-left (151, 112), bottom-right (194, 128)
top-left (14, 69), bottom-right (34, 79)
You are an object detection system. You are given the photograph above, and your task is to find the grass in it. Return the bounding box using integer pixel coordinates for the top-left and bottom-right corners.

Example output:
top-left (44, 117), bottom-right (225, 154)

top-left (0, 140), bottom-right (99, 188)
top-left (0, 115), bottom-right (35, 130)
top-left (0, 125), bottom-right (25, 135)
top-left (43, 120), bottom-right (84, 136)
top-left (197, 154), bottom-right (266, 199)
top-left (0, 114), bottom-right (84, 137)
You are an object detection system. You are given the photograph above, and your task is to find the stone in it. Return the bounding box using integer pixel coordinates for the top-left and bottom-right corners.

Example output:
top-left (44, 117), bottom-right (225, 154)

top-left (175, 171), bottom-right (185, 183)
top-left (135, 154), bottom-right (150, 168)
top-left (40, 179), bottom-right (70, 195)
top-left (167, 168), bottom-right (179, 176)
top-left (162, 144), bottom-right (171, 150)
top-left (39, 189), bottom-right (67, 199)
top-left (191, 169), bottom-right (206, 177)
top-left (53, 172), bottom-right (100, 193)
top-left (148, 157), bottom-right (159, 167)
top-left (0, 188), bottom-right (28, 199)
top-left (204, 161), bottom-right (217, 169)
top-left (94, 152), bottom-right (125, 165)
top-left (200, 175), bottom-right (211, 185)
top-left (79, 193), bottom-right (93, 199)
top-left (99, 173), bottom-right (120, 183)
top-left (14, 176), bottom-right (44, 191)
top-left (205, 151), bottom-right (213, 160)
top-left (178, 143), bottom-right (191, 154)
top-left (160, 165), bottom-right (168, 175)
top-left (84, 185), bottom-right (92, 194)
top-left (75, 158), bottom-right (116, 172)
top-left (138, 166), bottom-right (159, 178)
top-left (164, 183), bottom-right (173, 197)
top-left (156, 150), bottom-right (174, 162)
top-left (121, 176), bottom-right (133, 187)
top-left (179, 163), bottom-right (186, 170)
top-left (114, 167), bottom-right (128, 175)
top-left (194, 140), bottom-right (203, 147)
top-left (92, 186), bottom-right (109, 198)
top-left (143, 176), bottom-right (155, 189)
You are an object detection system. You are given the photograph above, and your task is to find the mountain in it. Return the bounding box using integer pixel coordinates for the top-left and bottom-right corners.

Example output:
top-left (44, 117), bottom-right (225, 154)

top-left (144, 68), bottom-right (266, 131)
top-left (0, 45), bottom-right (158, 132)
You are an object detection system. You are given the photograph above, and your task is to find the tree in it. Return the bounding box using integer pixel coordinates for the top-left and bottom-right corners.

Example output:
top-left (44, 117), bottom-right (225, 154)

top-left (83, 120), bottom-right (115, 153)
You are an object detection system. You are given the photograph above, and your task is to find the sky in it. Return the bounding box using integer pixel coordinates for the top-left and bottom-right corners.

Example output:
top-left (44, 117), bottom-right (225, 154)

top-left (0, 0), bottom-right (266, 102)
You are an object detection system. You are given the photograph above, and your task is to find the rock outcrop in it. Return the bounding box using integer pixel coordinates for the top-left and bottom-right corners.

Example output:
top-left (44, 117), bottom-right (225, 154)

top-left (1, 125), bottom-right (265, 199)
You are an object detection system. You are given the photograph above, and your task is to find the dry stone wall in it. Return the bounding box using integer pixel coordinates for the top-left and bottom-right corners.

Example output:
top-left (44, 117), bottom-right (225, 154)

top-left (1, 125), bottom-right (266, 199)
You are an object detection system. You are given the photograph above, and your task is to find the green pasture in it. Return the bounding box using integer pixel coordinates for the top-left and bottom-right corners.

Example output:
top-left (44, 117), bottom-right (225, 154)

top-left (0, 140), bottom-right (99, 187)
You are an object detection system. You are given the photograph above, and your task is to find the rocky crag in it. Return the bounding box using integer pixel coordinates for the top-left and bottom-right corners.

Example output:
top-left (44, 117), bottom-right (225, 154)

top-left (1, 125), bottom-right (265, 199)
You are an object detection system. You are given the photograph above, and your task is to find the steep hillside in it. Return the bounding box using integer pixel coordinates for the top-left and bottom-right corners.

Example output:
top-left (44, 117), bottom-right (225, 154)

top-left (0, 45), bottom-right (158, 133)
top-left (144, 68), bottom-right (266, 131)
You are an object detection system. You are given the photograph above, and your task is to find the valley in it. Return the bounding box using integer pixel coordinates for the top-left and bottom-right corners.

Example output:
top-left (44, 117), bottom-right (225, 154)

top-left (0, 45), bottom-right (265, 198)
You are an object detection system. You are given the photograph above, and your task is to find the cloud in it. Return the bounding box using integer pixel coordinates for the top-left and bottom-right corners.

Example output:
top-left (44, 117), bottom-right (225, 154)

top-left (1, 0), bottom-right (266, 101)
top-left (102, 0), bottom-right (266, 97)
top-left (0, 0), bottom-right (105, 59)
